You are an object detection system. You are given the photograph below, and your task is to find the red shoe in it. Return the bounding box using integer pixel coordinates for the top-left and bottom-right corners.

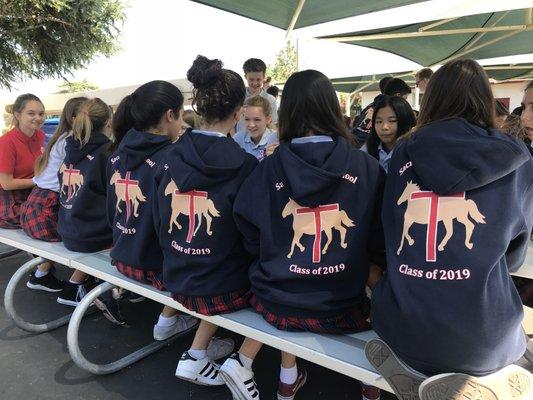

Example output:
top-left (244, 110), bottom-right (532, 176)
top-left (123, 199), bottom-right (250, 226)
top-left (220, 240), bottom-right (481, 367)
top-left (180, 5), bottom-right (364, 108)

top-left (277, 369), bottom-right (307, 400)
top-left (361, 382), bottom-right (381, 400)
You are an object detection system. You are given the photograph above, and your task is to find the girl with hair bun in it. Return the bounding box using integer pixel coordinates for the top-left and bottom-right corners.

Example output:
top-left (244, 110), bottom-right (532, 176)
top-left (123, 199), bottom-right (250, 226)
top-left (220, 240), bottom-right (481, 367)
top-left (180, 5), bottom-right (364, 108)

top-left (56, 98), bottom-right (116, 307)
top-left (105, 80), bottom-right (198, 332)
top-left (156, 55), bottom-right (258, 386)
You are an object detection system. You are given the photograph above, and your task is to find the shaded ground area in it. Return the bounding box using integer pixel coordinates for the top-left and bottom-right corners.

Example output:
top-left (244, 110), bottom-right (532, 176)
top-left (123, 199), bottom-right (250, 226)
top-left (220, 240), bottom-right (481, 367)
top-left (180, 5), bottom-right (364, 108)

top-left (0, 251), bottom-right (396, 400)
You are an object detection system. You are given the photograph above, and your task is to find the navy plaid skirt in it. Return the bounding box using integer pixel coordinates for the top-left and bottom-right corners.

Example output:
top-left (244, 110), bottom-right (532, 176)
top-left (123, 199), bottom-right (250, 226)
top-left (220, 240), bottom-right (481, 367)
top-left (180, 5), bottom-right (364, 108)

top-left (0, 187), bottom-right (32, 229)
top-left (20, 187), bottom-right (60, 242)
top-left (114, 260), bottom-right (166, 291)
top-left (250, 294), bottom-right (372, 334)
top-left (513, 276), bottom-right (533, 308)
top-left (173, 288), bottom-right (251, 316)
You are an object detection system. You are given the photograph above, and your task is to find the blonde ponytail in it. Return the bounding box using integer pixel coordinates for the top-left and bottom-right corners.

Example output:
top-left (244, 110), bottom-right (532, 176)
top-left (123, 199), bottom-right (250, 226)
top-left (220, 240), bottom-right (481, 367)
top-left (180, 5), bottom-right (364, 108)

top-left (72, 98), bottom-right (111, 147)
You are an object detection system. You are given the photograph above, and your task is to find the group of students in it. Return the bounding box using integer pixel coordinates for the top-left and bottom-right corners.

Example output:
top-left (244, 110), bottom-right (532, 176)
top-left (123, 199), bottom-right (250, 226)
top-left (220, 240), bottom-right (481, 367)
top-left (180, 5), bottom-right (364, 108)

top-left (0, 55), bottom-right (532, 400)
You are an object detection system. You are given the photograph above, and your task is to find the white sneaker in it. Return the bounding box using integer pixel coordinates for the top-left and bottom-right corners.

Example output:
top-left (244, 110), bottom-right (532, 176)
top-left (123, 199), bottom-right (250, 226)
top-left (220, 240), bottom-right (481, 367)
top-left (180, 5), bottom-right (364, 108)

top-left (220, 353), bottom-right (260, 400)
top-left (418, 364), bottom-right (532, 400)
top-left (207, 337), bottom-right (235, 360)
top-left (153, 315), bottom-right (199, 341)
top-left (175, 351), bottom-right (225, 386)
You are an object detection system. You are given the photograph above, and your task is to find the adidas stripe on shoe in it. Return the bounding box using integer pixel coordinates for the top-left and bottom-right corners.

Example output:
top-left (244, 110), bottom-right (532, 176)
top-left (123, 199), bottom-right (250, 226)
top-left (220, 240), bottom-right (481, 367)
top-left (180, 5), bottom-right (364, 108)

top-left (175, 351), bottom-right (225, 386)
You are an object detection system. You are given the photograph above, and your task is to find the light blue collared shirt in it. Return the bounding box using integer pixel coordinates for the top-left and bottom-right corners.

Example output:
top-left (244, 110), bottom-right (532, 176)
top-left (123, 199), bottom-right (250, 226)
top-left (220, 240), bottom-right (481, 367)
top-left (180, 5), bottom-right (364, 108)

top-left (360, 143), bottom-right (393, 173)
top-left (191, 129), bottom-right (226, 138)
top-left (291, 135), bottom-right (333, 144)
top-left (233, 128), bottom-right (278, 161)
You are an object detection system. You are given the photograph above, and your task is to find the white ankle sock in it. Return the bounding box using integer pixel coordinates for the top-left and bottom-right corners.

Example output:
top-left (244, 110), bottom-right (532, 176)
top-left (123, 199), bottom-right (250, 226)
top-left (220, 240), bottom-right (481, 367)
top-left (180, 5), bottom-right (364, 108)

top-left (156, 314), bottom-right (177, 327)
top-left (34, 269), bottom-right (49, 278)
top-left (280, 364), bottom-right (298, 385)
top-left (188, 348), bottom-right (207, 360)
top-left (239, 353), bottom-right (254, 370)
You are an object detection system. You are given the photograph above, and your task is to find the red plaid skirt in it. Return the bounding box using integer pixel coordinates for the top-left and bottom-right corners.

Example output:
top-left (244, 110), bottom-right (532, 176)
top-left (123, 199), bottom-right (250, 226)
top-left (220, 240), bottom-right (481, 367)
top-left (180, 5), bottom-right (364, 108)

top-left (0, 187), bottom-right (32, 229)
top-left (20, 187), bottom-right (60, 242)
top-left (173, 288), bottom-right (251, 316)
top-left (513, 276), bottom-right (533, 308)
top-left (250, 294), bottom-right (372, 333)
top-left (114, 260), bottom-right (166, 291)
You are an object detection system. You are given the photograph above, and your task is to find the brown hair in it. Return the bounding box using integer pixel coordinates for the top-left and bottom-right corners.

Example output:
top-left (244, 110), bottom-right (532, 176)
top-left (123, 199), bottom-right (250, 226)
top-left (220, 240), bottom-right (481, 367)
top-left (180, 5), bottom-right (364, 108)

top-left (34, 97), bottom-right (87, 176)
top-left (183, 109), bottom-right (201, 129)
top-left (244, 95), bottom-right (271, 117)
top-left (415, 59), bottom-right (495, 131)
top-left (415, 68), bottom-right (433, 81)
top-left (278, 70), bottom-right (353, 143)
top-left (11, 93), bottom-right (44, 127)
top-left (526, 81), bottom-right (533, 91)
top-left (187, 55), bottom-right (245, 124)
top-left (72, 98), bottom-right (111, 147)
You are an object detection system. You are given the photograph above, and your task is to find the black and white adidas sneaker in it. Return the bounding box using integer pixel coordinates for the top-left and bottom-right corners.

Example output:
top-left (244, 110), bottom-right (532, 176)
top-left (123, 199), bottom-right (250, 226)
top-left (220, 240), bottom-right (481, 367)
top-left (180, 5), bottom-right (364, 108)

top-left (219, 353), bottom-right (260, 400)
top-left (175, 351), bottom-right (225, 386)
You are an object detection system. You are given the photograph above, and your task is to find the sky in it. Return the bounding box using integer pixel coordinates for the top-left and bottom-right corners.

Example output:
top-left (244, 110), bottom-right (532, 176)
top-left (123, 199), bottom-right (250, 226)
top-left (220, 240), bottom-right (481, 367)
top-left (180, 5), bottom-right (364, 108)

top-left (1, 0), bottom-right (533, 103)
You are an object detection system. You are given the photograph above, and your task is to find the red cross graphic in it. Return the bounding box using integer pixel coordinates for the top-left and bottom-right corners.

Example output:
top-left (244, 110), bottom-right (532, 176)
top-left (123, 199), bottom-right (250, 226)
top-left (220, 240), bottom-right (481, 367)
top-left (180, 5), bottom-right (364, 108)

top-left (116, 171), bottom-right (139, 220)
top-left (175, 190), bottom-right (208, 243)
top-left (63, 164), bottom-right (80, 201)
top-left (296, 204), bottom-right (339, 263)
top-left (410, 191), bottom-right (465, 262)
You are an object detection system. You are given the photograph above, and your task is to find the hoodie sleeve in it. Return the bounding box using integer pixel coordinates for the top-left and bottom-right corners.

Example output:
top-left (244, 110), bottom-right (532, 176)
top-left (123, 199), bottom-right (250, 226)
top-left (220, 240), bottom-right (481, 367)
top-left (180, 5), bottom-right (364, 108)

top-left (95, 152), bottom-right (112, 230)
top-left (151, 167), bottom-right (164, 237)
top-left (233, 171), bottom-right (260, 258)
top-left (505, 179), bottom-right (533, 273)
top-left (105, 159), bottom-right (115, 231)
top-left (367, 166), bottom-right (387, 269)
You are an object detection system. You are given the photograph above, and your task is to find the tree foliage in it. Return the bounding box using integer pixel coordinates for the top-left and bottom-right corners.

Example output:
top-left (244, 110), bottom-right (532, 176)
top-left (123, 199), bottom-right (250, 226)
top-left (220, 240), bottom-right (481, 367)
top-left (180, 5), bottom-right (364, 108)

top-left (267, 41), bottom-right (297, 84)
top-left (57, 78), bottom-right (98, 93)
top-left (0, 0), bottom-right (125, 89)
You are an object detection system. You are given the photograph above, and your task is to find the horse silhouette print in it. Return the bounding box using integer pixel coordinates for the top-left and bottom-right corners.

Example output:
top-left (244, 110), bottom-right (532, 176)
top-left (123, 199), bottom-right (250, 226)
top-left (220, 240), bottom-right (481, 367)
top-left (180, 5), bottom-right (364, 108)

top-left (164, 179), bottom-right (220, 243)
top-left (110, 171), bottom-right (146, 220)
top-left (59, 163), bottom-right (84, 201)
top-left (282, 198), bottom-right (354, 263)
top-left (396, 181), bottom-right (486, 262)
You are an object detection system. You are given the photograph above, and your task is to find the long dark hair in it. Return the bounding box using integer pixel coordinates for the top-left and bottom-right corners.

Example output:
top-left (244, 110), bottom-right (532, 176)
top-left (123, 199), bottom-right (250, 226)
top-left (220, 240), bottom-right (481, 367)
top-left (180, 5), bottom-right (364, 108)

top-left (187, 55), bottom-right (245, 124)
top-left (278, 70), bottom-right (352, 143)
top-left (113, 80), bottom-right (184, 151)
top-left (416, 59), bottom-right (495, 131)
top-left (34, 97), bottom-right (87, 176)
top-left (366, 95), bottom-right (416, 159)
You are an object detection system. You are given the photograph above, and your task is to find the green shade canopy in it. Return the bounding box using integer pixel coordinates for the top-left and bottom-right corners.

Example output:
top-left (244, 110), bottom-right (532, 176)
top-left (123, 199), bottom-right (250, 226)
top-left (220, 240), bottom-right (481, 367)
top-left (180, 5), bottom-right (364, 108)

top-left (191, 0), bottom-right (426, 30)
top-left (331, 64), bottom-right (533, 93)
top-left (321, 9), bottom-right (533, 66)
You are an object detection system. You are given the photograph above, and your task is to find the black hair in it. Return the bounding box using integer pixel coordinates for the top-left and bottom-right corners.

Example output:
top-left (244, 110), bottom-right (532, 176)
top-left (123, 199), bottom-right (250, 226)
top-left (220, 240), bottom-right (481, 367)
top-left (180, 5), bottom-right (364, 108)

top-left (278, 70), bottom-right (352, 143)
top-left (243, 58), bottom-right (267, 74)
top-left (379, 77), bottom-right (393, 94)
top-left (384, 78), bottom-right (412, 96)
top-left (366, 95), bottom-right (416, 159)
top-left (187, 55), bottom-right (245, 124)
top-left (113, 80), bottom-right (184, 147)
top-left (266, 85), bottom-right (280, 98)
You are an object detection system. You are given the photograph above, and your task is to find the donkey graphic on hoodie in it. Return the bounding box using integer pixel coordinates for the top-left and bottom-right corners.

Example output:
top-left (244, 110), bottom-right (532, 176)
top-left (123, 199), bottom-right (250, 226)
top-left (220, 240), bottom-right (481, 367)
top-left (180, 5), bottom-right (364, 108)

top-left (164, 179), bottom-right (220, 243)
top-left (396, 180), bottom-right (486, 262)
top-left (282, 198), bottom-right (355, 264)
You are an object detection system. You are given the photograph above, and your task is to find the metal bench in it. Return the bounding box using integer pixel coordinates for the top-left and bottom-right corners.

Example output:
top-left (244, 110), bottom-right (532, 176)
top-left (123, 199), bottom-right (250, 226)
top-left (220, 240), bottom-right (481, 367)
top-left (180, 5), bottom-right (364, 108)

top-left (2, 227), bottom-right (532, 393)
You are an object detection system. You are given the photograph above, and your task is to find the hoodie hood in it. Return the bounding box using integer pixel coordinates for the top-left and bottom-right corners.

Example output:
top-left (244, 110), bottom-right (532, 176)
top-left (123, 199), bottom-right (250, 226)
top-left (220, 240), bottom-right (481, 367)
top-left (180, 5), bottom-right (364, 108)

top-left (406, 118), bottom-right (530, 194)
top-left (64, 132), bottom-right (110, 164)
top-left (274, 137), bottom-right (351, 207)
top-left (118, 129), bottom-right (171, 170)
top-left (168, 130), bottom-right (248, 192)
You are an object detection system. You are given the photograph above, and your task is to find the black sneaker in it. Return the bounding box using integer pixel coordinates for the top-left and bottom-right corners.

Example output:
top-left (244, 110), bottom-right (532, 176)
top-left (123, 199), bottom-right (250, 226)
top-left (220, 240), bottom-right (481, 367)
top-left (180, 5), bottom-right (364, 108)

top-left (26, 271), bottom-right (64, 293)
top-left (57, 281), bottom-right (89, 307)
top-left (94, 291), bottom-right (126, 325)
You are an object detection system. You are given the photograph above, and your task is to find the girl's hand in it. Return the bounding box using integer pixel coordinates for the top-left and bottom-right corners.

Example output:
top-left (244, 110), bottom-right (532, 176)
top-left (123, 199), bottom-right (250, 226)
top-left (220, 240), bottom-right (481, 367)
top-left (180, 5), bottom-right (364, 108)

top-left (265, 142), bottom-right (279, 157)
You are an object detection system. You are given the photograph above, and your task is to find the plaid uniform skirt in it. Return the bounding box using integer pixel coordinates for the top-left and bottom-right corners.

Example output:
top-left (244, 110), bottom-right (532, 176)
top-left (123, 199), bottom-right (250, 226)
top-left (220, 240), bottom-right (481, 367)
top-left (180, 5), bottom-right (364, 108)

top-left (173, 288), bottom-right (251, 316)
top-left (114, 260), bottom-right (166, 291)
top-left (19, 187), bottom-right (61, 242)
top-left (513, 276), bottom-right (533, 308)
top-left (250, 294), bottom-right (372, 334)
top-left (0, 187), bottom-right (32, 229)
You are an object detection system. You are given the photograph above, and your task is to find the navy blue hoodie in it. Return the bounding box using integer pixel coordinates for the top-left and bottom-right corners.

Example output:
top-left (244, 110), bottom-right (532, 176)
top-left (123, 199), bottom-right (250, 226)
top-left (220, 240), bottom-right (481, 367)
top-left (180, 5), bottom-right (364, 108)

top-left (107, 129), bottom-right (172, 271)
top-left (154, 130), bottom-right (258, 298)
top-left (234, 136), bottom-right (385, 319)
top-left (372, 118), bottom-right (533, 376)
top-left (58, 132), bottom-right (112, 252)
